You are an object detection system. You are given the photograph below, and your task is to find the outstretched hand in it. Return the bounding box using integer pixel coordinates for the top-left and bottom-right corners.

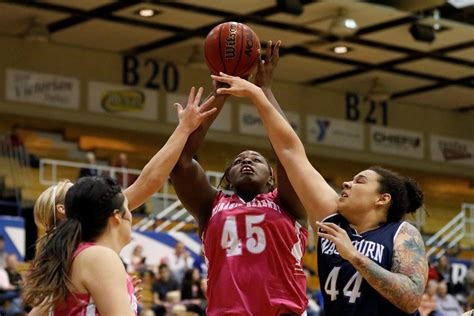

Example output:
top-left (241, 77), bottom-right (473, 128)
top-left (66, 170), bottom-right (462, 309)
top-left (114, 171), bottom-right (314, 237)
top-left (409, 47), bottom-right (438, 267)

top-left (315, 221), bottom-right (359, 262)
top-left (254, 40), bottom-right (281, 89)
top-left (211, 72), bottom-right (261, 99)
top-left (175, 87), bottom-right (217, 133)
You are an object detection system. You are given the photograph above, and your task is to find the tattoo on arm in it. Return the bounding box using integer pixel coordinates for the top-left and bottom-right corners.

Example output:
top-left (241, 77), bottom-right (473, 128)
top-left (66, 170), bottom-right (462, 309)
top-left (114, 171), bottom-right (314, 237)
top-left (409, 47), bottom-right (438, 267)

top-left (350, 223), bottom-right (428, 313)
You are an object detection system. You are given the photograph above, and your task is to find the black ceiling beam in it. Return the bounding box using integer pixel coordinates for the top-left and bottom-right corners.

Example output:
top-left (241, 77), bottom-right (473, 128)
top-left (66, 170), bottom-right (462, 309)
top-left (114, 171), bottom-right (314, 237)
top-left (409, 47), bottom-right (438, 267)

top-left (16, 0), bottom-right (83, 15)
top-left (355, 15), bottom-right (417, 36)
top-left (47, 1), bottom-right (139, 33)
top-left (392, 75), bottom-right (474, 99)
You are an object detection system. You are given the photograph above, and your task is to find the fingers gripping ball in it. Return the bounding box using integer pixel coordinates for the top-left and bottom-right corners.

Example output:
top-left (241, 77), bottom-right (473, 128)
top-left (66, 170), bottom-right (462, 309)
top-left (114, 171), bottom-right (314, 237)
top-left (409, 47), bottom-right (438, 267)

top-left (204, 22), bottom-right (260, 77)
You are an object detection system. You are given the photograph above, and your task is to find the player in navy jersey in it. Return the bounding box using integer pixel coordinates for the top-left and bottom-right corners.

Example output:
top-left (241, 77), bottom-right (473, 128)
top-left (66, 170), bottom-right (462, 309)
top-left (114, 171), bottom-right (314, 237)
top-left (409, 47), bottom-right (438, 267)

top-left (213, 51), bottom-right (428, 315)
top-left (170, 41), bottom-right (335, 315)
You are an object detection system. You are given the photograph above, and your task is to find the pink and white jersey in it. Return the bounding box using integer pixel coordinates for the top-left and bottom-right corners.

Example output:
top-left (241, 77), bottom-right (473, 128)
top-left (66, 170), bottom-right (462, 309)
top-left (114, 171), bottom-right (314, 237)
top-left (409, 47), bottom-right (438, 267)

top-left (53, 242), bottom-right (137, 316)
top-left (203, 189), bottom-right (308, 316)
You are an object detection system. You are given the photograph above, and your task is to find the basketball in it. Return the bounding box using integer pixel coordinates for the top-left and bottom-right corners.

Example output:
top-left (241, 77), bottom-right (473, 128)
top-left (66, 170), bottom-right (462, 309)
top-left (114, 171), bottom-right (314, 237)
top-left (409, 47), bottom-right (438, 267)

top-left (204, 22), bottom-right (260, 77)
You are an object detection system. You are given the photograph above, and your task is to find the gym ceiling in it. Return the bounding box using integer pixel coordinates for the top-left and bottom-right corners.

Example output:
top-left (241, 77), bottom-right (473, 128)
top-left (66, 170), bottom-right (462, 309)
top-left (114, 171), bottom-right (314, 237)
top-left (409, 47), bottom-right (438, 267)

top-left (0, 0), bottom-right (472, 112)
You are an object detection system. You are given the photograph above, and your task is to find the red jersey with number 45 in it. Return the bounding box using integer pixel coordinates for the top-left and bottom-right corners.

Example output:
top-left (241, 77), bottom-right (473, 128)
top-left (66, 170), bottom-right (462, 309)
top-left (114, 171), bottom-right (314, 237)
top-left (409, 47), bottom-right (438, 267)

top-left (202, 189), bottom-right (308, 316)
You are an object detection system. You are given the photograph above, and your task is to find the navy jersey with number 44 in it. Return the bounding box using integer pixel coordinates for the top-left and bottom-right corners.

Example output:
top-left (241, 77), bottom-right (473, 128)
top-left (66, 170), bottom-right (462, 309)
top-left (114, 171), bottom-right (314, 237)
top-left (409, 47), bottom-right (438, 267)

top-left (317, 214), bottom-right (419, 316)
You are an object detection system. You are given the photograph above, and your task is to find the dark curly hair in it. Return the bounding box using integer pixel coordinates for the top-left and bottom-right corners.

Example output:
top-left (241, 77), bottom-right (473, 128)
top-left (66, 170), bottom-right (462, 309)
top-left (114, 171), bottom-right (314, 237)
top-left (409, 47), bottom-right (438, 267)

top-left (369, 166), bottom-right (424, 223)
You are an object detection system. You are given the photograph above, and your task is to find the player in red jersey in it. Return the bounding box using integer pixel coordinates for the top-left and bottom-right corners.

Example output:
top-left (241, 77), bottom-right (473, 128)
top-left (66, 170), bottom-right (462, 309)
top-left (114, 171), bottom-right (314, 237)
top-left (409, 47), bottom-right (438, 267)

top-left (170, 41), bottom-right (335, 315)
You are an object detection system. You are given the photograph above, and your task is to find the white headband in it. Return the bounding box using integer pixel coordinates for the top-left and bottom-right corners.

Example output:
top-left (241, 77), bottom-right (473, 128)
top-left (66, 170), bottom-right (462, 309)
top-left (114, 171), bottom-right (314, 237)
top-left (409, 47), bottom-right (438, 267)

top-left (51, 185), bottom-right (58, 229)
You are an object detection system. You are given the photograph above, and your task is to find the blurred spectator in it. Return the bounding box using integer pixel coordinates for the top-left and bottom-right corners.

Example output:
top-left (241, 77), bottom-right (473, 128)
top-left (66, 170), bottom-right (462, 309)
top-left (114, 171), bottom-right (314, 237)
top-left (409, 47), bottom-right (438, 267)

top-left (419, 280), bottom-right (440, 316)
top-left (181, 268), bottom-right (202, 300)
top-left (78, 152), bottom-right (98, 178)
top-left (428, 261), bottom-right (442, 282)
top-left (128, 245), bottom-right (146, 274)
top-left (0, 261), bottom-right (21, 309)
top-left (5, 124), bottom-right (39, 168)
top-left (8, 124), bottom-right (24, 149)
top-left (114, 152), bottom-right (137, 188)
top-left (152, 264), bottom-right (179, 316)
top-left (165, 242), bottom-right (194, 284)
top-left (5, 254), bottom-right (21, 289)
top-left (436, 255), bottom-right (451, 282)
top-left (436, 281), bottom-right (463, 316)
top-left (181, 268), bottom-right (205, 316)
top-left (465, 262), bottom-right (474, 309)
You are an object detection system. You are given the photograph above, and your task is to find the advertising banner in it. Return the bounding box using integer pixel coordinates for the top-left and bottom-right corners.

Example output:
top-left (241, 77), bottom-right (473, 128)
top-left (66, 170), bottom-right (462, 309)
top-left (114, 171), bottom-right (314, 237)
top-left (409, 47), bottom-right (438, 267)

top-left (88, 81), bottom-right (158, 120)
top-left (238, 104), bottom-right (300, 136)
top-left (306, 115), bottom-right (364, 150)
top-left (6, 69), bottom-right (80, 109)
top-left (370, 125), bottom-right (424, 159)
top-left (431, 135), bottom-right (474, 167)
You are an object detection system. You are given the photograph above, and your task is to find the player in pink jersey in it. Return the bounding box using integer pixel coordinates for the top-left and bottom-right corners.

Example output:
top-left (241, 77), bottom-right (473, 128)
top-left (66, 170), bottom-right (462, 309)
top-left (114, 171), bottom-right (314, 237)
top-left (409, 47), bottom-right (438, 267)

top-left (24, 87), bottom-right (219, 315)
top-left (170, 41), bottom-right (336, 315)
top-left (25, 176), bottom-right (138, 315)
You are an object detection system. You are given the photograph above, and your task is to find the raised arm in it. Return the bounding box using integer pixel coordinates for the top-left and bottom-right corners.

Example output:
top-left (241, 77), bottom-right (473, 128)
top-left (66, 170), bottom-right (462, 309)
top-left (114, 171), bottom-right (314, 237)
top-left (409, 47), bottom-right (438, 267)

top-left (212, 72), bottom-right (338, 224)
top-left (255, 41), bottom-right (306, 224)
top-left (316, 221), bottom-right (428, 313)
top-left (124, 87), bottom-right (217, 211)
top-left (170, 89), bottom-right (229, 228)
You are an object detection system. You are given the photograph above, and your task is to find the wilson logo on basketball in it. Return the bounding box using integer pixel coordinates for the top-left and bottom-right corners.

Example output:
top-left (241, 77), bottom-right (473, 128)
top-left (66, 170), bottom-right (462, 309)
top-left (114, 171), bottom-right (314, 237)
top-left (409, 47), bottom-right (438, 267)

top-left (225, 23), bottom-right (238, 59)
top-left (101, 90), bottom-right (145, 113)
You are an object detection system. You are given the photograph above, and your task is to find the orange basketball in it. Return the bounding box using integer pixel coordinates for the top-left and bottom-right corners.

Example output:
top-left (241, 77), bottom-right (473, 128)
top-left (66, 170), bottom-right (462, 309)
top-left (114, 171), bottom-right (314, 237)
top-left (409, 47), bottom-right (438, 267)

top-left (204, 22), bottom-right (260, 77)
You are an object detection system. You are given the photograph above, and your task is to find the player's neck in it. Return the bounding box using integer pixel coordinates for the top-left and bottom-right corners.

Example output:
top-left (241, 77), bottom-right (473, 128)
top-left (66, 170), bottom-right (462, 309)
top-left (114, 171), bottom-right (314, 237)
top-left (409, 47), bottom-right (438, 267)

top-left (347, 212), bottom-right (384, 234)
top-left (95, 232), bottom-right (125, 254)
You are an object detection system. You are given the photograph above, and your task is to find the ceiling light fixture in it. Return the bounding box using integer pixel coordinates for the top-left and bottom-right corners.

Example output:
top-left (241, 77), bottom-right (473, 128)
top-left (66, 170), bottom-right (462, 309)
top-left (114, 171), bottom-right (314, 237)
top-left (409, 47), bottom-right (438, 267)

top-left (23, 18), bottom-right (50, 43)
top-left (433, 9), bottom-right (441, 31)
top-left (138, 8), bottom-right (155, 17)
top-left (330, 9), bottom-right (359, 37)
top-left (332, 46), bottom-right (350, 54)
top-left (447, 0), bottom-right (474, 8)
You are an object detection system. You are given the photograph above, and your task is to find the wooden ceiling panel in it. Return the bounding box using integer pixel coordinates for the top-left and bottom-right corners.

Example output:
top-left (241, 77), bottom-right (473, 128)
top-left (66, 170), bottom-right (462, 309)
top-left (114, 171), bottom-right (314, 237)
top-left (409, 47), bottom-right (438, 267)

top-left (0, 2), bottom-right (68, 36)
top-left (305, 40), bottom-right (407, 64)
top-left (362, 18), bottom-right (474, 52)
top-left (176, 0), bottom-right (275, 14)
top-left (397, 58), bottom-right (474, 79)
top-left (52, 20), bottom-right (171, 52)
top-left (42, 0), bottom-right (113, 10)
top-left (396, 86), bottom-right (474, 110)
top-left (115, 4), bottom-right (221, 29)
top-left (268, 0), bottom-right (408, 31)
top-left (275, 55), bottom-right (354, 83)
top-left (319, 70), bottom-right (434, 94)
